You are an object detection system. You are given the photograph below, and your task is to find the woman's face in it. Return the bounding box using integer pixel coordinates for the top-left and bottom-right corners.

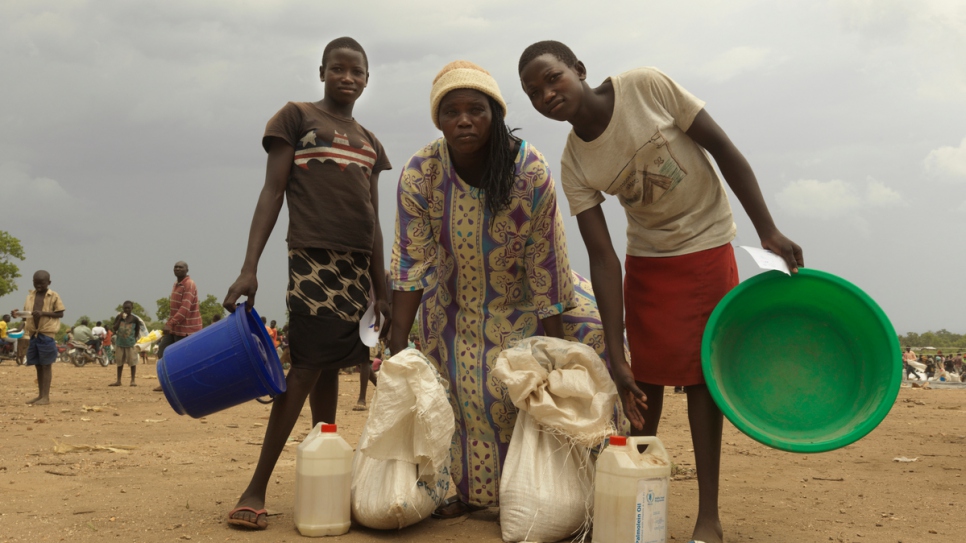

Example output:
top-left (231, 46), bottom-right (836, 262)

top-left (438, 89), bottom-right (492, 156)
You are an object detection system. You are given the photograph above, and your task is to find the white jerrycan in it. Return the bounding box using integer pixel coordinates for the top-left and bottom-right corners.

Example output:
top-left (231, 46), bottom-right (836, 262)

top-left (294, 423), bottom-right (353, 536)
top-left (593, 436), bottom-right (671, 543)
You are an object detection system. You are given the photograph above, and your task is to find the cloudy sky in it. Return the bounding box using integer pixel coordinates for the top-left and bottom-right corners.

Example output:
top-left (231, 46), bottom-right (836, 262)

top-left (2, 0), bottom-right (964, 336)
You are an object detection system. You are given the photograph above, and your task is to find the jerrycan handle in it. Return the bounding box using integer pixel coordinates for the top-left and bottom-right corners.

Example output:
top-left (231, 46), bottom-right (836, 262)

top-left (304, 421), bottom-right (324, 442)
top-left (626, 436), bottom-right (669, 463)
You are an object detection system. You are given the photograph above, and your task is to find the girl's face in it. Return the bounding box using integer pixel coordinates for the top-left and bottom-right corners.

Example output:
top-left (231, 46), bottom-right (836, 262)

top-left (320, 48), bottom-right (368, 105)
top-left (438, 89), bottom-right (492, 156)
top-left (519, 53), bottom-right (586, 122)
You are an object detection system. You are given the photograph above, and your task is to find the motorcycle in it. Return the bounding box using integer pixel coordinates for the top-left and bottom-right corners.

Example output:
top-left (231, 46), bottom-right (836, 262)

top-left (67, 340), bottom-right (109, 367)
top-left (0, 339), bottom-right (23, 365)
top-left (0, 329), bottom-right (25, 365)
top-left (57, 343), bottom-right (72, 364)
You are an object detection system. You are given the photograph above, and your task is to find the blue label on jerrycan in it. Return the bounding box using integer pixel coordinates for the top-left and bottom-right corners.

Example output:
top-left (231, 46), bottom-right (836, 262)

top-left (635, 477), bottom-right (668, 543)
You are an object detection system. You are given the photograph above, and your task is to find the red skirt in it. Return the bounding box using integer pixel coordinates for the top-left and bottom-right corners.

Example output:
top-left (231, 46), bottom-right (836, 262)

top-left (624, 243), bottom-right (738, 386)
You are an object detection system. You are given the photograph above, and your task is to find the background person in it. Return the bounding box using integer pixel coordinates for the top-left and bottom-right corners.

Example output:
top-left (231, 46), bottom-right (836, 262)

top-left (92, 320), bottom-right (107, 345)
top-left (17, 270), bottom-right (65, 405)
top-left (73, 318), bottom-right (96, 350)
top-left (112, 301), bottom-right (143, 387)
top-left (152, 261), bottom-right (202, 392)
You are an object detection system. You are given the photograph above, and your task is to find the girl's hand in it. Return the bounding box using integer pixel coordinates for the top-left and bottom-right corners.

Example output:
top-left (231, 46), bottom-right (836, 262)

top-left (612, 363), bottom-right (648, 431)
top-left (223, 272), bottom-right (258, 312)
top-left (761, 231), bottom-right (804, 274)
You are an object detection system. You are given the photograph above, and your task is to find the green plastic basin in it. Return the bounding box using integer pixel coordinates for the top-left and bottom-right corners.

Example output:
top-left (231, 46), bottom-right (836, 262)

top-left (701, 268), bottom-right (901, 453)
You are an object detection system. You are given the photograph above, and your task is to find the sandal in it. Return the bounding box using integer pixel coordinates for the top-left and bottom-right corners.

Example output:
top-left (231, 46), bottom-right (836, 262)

top-left (227, 506), bottom-right (268, 530)
top-left (431, 496), bottom-right (484, 519)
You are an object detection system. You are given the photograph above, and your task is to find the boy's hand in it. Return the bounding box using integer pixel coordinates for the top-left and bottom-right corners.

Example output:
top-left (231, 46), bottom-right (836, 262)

top-left (223, 272), bottom-right (258, 312)
top-left (612, 363), bottom-right (648, 430)
top-left (761, 231), bottom-right (804, 274)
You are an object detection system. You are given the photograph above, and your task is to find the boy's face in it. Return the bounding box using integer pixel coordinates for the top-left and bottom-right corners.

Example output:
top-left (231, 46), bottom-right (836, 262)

top-left (123, 302), bottom-right (133, 314)
top-left (520, 54), bottom-right (586, 123)
top-left (32, 273), bottom-right (51, 292)
top-left (320, 48), bottom-right (368, 105)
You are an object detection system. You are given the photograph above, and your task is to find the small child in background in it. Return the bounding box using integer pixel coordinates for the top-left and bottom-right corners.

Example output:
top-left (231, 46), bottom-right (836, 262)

top-left (18, 270), bottom-right (66, 405)
top-left (519, 41), bottom-right (803, 543)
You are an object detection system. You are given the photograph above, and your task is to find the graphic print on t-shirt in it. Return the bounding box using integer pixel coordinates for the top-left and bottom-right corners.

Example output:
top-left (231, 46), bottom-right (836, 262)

top-left (294, 129), bottom-right (378, 173)
top-left (609, 130), bottom-right (687, 208)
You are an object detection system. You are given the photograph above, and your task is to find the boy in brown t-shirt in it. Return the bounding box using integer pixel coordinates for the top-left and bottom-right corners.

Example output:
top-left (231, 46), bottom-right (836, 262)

top-left (221, 37), bottom-right (391, 531)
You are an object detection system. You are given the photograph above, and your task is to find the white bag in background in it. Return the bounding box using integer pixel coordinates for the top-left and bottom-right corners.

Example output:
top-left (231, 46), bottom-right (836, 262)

top-left (493, 337), bottom-right (618, 543)
top-left (350, 348), bottom-right (455, 529)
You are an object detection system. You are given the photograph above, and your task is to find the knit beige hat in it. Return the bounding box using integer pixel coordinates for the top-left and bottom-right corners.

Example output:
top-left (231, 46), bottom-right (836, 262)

top-left (430, 60), bottom-right (507, 130)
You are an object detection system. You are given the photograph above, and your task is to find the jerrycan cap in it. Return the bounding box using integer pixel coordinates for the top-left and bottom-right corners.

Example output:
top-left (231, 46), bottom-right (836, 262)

top-left (609, 435), bottom-right (627, 446)
top-left (321, 424), bottom-right (337, 433)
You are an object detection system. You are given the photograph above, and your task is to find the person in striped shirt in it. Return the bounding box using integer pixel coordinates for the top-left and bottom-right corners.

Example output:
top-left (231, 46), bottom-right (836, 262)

top-left (152, 261), bottom-right (201, 391)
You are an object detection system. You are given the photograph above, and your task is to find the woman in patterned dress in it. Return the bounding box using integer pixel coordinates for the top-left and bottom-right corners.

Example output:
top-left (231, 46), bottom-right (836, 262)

top-left (389, 61), bottom-right (626, 519)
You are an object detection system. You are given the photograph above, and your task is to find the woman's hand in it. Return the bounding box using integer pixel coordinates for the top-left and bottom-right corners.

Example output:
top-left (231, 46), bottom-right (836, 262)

top-left (373, 298), bottom-right (391, 337)
top-left (223, 272), bottom-right (258, 313)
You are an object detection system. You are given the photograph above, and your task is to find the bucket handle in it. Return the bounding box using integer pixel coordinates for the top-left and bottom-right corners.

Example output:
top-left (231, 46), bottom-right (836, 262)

top-left (255, 395), bottom-right (276, 405)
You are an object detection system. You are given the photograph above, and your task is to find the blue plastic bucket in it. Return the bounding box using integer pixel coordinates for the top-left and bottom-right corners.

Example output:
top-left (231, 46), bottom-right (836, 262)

top-left (157, 306), bottom-right (286, 418)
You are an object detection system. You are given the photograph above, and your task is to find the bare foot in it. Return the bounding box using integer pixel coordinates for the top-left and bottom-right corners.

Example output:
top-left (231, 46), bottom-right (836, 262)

top-left (26, 396), bottom-right (41, 405)
top-left (27, 397), bottom-right (50, 406)
top-left (109, 382), bottom-right (121, 387)
top-left (130, 382), bottom-right (137, 387)
top-left (353, 401), bottom-right (367, 411)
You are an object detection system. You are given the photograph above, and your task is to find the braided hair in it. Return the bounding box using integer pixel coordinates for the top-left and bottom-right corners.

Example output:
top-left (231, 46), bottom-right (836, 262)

top-left (478, 95), bottom-right (521, 217)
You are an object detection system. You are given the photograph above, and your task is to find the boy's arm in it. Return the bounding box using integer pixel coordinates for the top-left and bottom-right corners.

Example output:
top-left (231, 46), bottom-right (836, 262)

top-left (368, 170), bottom-right (390, 336)
top-left (686, 109), bottom-right (804, 272)
top-left (575, 204), bottom-right (648, 431)
top-left (223, 138), bottom-right (295, 312)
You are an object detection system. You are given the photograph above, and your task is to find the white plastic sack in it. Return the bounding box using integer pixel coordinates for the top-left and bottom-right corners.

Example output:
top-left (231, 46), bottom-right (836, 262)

top-left (493, 337), bottom-right (618, 543)
top-left (908, 360), bottom-right (926, 372)
top-left (350, 348), bottom-right (455, 529)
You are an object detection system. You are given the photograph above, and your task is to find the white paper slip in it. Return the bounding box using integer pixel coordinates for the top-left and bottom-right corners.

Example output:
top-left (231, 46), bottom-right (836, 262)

top-left (358, 297), bottom-right (380, 347)
top-left (739, 246), bottom-right (791, 275)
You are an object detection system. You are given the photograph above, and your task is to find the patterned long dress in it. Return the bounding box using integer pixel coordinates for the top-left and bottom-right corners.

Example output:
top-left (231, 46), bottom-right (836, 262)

top-left (392, 138), bottom-right (627, 507)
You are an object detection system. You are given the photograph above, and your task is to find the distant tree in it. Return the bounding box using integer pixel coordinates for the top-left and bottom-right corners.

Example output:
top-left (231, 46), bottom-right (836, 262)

top-left (0, 230), bottom-right (26, 298)
top-left (73, 315), bottom-right (92, 327)
top-left (919, 331), bottom-right (937, 347)
top-left (156, 297), bottom-right (170, 322)
top-left (114, 302), bottom-right (153, 323)
top-left (199, 294), bottom-right (225, 327)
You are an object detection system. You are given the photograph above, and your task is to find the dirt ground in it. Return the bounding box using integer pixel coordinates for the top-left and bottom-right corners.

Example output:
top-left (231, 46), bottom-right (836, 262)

top-left (1, 358), bottom-right (963, 543)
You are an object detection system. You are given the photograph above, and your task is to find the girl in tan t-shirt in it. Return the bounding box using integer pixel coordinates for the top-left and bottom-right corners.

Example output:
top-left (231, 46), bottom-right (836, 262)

top-left (519, 40), bottom-right (803, 543)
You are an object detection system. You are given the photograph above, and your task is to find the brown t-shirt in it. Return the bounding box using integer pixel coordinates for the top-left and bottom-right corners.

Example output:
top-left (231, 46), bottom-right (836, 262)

top-left (263, 102), bottom-right (392, 253)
